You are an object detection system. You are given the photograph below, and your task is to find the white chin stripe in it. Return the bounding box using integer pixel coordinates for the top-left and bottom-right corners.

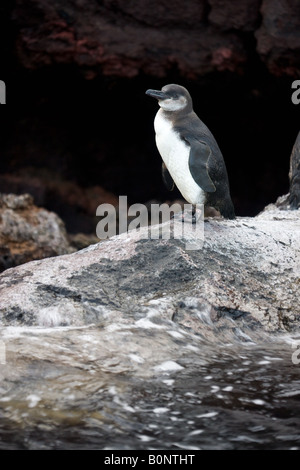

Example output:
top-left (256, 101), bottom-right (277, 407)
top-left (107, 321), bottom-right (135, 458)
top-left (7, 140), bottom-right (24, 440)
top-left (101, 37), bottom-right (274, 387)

top-left (159, 96), bottom-right (187, 111)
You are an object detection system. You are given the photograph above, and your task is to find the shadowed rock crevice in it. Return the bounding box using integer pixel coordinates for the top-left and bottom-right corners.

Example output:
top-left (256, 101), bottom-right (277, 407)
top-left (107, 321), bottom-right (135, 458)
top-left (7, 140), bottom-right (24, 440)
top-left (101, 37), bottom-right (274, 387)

top-left (289, 131), bottom-right (300, 209)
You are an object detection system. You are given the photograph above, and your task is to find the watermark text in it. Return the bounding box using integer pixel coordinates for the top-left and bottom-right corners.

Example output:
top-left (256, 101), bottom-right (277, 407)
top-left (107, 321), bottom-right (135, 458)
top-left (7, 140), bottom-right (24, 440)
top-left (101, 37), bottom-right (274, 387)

top-left (96, 196), bottom-right (204, 250)
top-left (291, 80), bottom-right (300, 105)
top-left (0, 80), bottom-right (6, 104)
top-left (291, 341), bottom-right (300, 365)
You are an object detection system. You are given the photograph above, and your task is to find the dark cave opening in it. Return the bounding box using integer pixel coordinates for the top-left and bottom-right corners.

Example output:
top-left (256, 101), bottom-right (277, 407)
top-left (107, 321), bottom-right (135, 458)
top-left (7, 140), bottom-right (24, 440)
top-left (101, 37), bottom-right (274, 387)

top-left (0, 0), bottom-right (299, 236)
top-left (0, 62), bottom-right (298, 233)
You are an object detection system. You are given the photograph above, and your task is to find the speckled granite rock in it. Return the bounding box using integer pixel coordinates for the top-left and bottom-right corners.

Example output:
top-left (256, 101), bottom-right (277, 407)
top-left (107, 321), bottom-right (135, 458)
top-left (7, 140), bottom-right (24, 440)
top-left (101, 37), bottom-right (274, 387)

top-left (0, 206), bottom-right (299, 331)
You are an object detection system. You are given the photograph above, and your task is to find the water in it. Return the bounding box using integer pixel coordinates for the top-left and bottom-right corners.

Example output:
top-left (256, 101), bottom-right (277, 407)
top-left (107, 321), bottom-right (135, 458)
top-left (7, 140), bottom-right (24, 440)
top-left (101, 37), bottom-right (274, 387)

top-left (0, 312), bottom-right (299, 450)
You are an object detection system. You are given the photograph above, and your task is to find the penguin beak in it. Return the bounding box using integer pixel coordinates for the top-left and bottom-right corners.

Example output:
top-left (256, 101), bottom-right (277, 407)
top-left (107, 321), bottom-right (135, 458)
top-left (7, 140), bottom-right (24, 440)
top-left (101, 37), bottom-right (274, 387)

top-left (146, 89), bottom-right (169, 100)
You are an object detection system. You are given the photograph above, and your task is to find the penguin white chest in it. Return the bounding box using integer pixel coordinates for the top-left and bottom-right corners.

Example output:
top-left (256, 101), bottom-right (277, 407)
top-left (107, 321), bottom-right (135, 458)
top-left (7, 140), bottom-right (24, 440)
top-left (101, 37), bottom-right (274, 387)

top-left (154, 111), bottom-right (205, 205)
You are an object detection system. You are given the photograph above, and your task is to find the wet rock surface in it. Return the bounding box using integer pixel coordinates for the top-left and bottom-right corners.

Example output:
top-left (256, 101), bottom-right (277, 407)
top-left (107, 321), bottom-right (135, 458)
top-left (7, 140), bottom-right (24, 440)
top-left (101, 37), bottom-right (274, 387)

top-left (1, 1), bottom-right (299, 450)
top-left (0, 318), bottom-right (299, 450)
top-left (0, 208), bottom-right (300, 450)
top-left (0, 193), bottom-right (73, 272)
top-left (0, 207), bottom-right (299, 332)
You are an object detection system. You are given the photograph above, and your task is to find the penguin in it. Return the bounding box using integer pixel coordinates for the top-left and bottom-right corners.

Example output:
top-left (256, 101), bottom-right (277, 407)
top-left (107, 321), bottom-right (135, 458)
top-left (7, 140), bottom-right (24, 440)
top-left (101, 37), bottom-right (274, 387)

top-left (146, 84), bottom-right (235, 219)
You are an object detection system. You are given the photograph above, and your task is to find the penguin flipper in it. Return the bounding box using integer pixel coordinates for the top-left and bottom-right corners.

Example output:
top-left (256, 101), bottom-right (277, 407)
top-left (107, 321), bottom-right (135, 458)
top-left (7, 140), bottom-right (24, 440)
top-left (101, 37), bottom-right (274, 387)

top-left (162, 162), bottom-right (175, 191)
top-left (187, 137), bottom-right (216, 193)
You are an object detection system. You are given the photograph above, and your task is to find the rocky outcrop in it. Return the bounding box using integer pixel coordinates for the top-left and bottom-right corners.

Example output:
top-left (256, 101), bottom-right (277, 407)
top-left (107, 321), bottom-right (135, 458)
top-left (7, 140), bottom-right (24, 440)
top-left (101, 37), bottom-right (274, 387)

top-left (0, 173), bottom-right (119, 234)
top-left (0, 206), bottom-right (299, 331)
top-left (0, 193), bottom-right (73, 272)
top-left (12, 0), bottom-right (300, 78)
top-left (208, 0), bottom-right (261, 31)
top-left (271, 131), bottom-right (300, 211)
top-left (255, 0), bottom-right (300, 76)
top-left (289, 131), bottom-right (300, 209)
top-left (12, 0), bottom-right (245, 78)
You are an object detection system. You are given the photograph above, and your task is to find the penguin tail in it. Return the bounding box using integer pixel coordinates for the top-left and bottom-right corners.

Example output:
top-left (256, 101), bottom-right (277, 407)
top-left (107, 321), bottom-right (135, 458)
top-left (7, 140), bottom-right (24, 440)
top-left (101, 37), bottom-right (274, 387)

top-left (219, 200), bottom-right (236, 219)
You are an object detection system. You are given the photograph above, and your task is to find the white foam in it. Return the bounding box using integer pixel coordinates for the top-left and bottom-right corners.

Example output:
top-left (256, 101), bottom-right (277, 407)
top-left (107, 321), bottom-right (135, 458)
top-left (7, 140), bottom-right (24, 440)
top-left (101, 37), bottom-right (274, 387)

top-left (264, 355), bottom-right (283, 361)
top-left (252, 399), bottom-right (266, 405)
top-left (37, 306), bottom-right (67, 327)
top-left (276, 390), bottom-right (300, 398)
top-left (222, 386), bottom-right (233, 392)
top-left (153, 407), bottom-right (169, 414)
top-left (135, 318), bottom-right (165, 329)
top-left (154, 360), bottom-right (184, 372)
top-left (188, 429), bottom-right (204, 436)
top-left (0, 396), bottom-right (11, 402)
top-left (26, 394), bottom-right (41, 408)
top-left (174, 443), bottom-right (201, 450)
top-left (138, 435), bottom-right (153, 442)
top-left (197, 411), bottom-right (218, 418)
top-left (185, 344), bottom-right (200, 352)
top-left (128, 354), bottom-right (144, 364)
top-left (162, 379), bottom-right (175, 386)
top-left (167, 330), bottom-right (185, 339)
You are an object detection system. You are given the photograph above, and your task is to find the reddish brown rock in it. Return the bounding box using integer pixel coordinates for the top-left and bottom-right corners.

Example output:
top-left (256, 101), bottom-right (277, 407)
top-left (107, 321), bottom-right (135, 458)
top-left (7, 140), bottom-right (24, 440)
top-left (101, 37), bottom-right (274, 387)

top-left (102, 0), bottom-right (206, 28)
top-left (208, 0), bottom-right (260, 31)
top-left (256, 0), bottom-right (300, 76)
top-left (13, 0), bottom-right (246, 78)
top-left (12, 0), bottom-right (299, 78)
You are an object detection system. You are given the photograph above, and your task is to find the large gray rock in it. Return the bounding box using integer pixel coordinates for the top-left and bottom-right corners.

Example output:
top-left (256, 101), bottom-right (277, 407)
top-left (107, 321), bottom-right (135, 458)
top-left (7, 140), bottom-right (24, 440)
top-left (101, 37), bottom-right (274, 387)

top-left (0, 206), bottom-right (299, 332)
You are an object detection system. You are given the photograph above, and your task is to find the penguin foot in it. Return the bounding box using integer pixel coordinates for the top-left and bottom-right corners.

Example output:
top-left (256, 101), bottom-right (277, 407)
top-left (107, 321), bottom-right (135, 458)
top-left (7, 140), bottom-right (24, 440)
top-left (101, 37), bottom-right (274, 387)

top-left (179, 213), bottom-right (198, 224)
top-left (172, 208), bottom-right (200, 224)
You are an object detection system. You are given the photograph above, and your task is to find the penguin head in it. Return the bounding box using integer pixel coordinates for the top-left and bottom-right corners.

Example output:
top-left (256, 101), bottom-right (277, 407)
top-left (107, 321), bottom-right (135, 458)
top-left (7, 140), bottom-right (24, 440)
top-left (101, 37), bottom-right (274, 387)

top-left (146, 84), bottom-right (192, 112)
